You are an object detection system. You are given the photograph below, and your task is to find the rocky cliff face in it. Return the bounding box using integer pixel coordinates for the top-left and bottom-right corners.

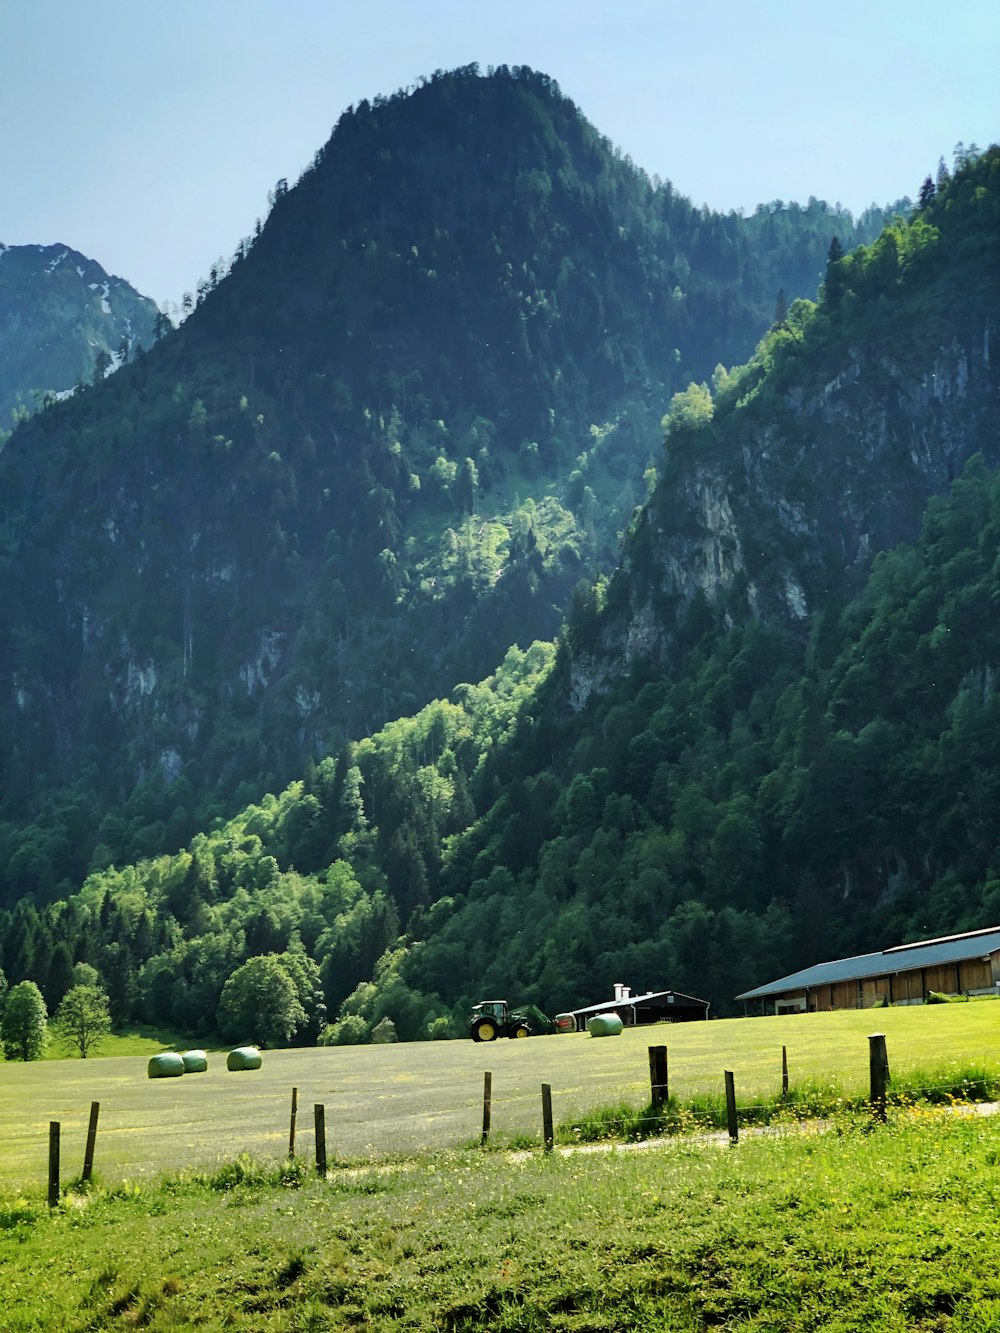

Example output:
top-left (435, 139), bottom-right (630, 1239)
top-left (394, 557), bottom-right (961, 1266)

top-left (569, 162), bottom-right (1000, 705)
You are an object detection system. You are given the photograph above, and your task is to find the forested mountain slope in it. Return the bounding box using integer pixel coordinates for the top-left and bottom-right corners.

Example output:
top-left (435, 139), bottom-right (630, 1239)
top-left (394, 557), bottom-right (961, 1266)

top-left (415, 146), bottom-right (1000, 1010)
top-left (0, 242), bottom-right (156, 429)
top-left (569, 144), bottom-right (999, 701)
top-left (1, 148), bottom-right (997, 1034)
top-left (0, 65), bottom-right (892, 899)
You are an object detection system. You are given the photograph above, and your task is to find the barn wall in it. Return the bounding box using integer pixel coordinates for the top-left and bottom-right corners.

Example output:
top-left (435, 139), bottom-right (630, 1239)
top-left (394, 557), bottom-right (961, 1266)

top-left (960, 959), bottom-right (992, 990)
top-left (830, 981), bottom-right (857, 1009)
top-left (924, 964), bottom-right (959, 993)
top-left (894, 971), bottom-right (924, 1003)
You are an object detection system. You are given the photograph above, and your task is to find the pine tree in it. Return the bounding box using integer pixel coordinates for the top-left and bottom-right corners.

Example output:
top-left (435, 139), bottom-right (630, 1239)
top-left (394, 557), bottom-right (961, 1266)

top-left (825, 236), bottom-right (846, 310)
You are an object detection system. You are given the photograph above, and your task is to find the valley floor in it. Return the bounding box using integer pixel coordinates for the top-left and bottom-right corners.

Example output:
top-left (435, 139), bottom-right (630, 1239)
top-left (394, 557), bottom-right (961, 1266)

top-left (3, 1108), bottom-right (999, 1331)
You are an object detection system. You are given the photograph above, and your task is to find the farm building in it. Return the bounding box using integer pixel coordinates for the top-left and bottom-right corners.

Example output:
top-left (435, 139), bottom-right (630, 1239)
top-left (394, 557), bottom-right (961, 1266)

top-left (564, 983), bottom-right (710, 1030)
top-left (736, 925), bottom-right (1000, 1014)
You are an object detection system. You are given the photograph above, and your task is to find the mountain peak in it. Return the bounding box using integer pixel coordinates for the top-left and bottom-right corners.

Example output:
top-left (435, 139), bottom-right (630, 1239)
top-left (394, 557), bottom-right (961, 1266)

top-left (0, 242), bottom-right (158, 426)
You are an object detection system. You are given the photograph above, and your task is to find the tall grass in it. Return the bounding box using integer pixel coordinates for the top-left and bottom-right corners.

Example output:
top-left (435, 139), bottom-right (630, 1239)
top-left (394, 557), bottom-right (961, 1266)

top-left (559, 1060), bottom-right (1000, 1145)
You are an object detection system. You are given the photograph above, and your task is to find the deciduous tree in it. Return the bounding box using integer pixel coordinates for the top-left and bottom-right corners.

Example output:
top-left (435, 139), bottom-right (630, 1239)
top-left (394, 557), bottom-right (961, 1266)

top-left (54, 984), bottom-right (112, 1058)
top-left (218, 956), bottom-right (305, 1047)
top-left (1, 980), bottom-right (48, 1060)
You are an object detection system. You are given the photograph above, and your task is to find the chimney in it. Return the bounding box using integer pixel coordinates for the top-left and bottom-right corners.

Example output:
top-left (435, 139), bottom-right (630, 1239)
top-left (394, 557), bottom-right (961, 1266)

top-left (613, 982), bottom-right (629, 1002)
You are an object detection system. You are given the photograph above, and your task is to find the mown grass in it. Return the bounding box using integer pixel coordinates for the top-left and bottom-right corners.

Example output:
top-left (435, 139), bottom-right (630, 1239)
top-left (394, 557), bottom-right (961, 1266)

top-left (2, 1108), bottom-right (1000, 1330)
top-left (2, 1002), bottom-right (998, 1189)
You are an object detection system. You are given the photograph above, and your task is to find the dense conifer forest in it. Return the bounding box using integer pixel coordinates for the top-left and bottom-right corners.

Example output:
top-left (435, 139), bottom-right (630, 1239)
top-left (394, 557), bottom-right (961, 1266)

top-left (1, 69), bottom-right (997, 1047)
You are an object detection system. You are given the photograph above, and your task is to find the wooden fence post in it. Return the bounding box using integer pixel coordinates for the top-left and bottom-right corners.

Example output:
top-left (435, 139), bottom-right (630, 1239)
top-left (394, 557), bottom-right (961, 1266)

top-left (82, 1101), bottom-right (100, 1184)
top-left (781, 1046), bottom-right (789, 1097)
top-left (288, 1087), bottom-right (298, 1159)
top-left (481, 1072), bottom-right (492, 1146)
top-left (869, 1033), bottom-right (889, 1122)
top-left (648, 1045), bottom-right (669, 1110)
top-left (724, 1071), bottom-right (738, 1144)
top-left (314, 1103), bottom-right (327, 1176)
top-left (48, 1121), bottom-right (60, 1207)
top-left (541, 1083), bottom-right (554, 1153)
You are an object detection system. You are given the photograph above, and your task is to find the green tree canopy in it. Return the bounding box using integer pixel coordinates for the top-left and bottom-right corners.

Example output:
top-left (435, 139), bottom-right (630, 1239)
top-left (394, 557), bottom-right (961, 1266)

top-left (54, 983), bottom-right (112, 1058)
top-left (1, 980), bottom-right (48, 1060)
top-left (218, 956), bottom-right (306, 1047)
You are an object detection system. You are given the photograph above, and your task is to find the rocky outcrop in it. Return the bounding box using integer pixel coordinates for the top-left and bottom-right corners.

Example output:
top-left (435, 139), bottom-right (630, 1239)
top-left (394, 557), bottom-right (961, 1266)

top-left (569, 281), bottom-right (1000, 709)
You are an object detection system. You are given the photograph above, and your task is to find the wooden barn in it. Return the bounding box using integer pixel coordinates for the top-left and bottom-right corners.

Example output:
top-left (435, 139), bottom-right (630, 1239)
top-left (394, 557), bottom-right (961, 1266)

top-left (565, 982), bottom-right (710, 1031)
top-left (736, 925), bottom-right (1000, 1014)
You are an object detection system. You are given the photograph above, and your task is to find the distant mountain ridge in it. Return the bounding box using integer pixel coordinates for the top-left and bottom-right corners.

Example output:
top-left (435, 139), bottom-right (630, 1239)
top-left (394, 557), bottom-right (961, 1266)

top-left (0, 242), bottom-right (157, 428)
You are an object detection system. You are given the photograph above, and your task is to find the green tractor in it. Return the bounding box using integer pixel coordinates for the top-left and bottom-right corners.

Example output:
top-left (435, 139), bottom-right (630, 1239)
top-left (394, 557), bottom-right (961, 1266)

top-left (469, 999), bottom-right (554, 1042)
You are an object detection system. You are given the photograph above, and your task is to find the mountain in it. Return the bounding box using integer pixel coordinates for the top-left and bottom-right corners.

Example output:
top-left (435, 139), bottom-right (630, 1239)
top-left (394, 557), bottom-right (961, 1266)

top-left (404, 144), bottom-right (1000, 1013)
top-left (0, 242), bottom-right (157, 429)
top-left (1, 146), bottom-right (996, 1036)
top-left (570, 149), bottom-right (1000, 701)
top-left (0, 65), bottom-right (895, 896)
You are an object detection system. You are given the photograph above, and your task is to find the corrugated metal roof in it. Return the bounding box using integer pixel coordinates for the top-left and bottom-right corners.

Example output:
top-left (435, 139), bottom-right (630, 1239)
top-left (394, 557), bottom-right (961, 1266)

top-left (736, 926), bottom-right (1000, 1000)
top-left (569, 989), bottom-right (709, 1016)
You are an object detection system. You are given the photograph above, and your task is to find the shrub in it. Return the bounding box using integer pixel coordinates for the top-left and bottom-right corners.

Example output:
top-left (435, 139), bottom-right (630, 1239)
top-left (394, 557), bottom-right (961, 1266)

top-left (317, 1014), bottom-right (370, 1046)
top-left (424, 1015), bottom-right (454, 1040)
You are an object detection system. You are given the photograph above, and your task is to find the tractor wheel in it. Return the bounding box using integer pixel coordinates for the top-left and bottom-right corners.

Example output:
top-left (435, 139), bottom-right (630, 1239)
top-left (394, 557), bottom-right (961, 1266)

top-left (473, 1019), bottom-right (498, 1042)
top-left (513, 1024), bottom-right (530, 1038)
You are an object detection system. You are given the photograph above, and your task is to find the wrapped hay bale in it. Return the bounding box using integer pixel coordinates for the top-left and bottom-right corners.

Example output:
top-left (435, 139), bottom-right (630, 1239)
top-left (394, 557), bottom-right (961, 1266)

top-left (181, 1049), bottom-right (208, 1073)
top-left (226, 1046), bottom-right (263, 1071)
top-left (148, 1052), bottom-right (185, 1078)
top-left (586, 1012), bottom-right (624, 1037)
top-left (554, 1013), bottom-right (578, 1033)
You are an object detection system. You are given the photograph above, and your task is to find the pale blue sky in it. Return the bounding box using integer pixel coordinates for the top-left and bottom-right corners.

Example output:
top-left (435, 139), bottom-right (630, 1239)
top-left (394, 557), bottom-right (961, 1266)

top-left (2, 0), bottom-right (997, 307)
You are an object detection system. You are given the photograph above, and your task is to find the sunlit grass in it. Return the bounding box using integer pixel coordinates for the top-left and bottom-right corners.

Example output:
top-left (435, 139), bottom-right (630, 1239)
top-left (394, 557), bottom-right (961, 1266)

top-left (2, 1001), bottom-right (997, 1190)
top-left (2, 1111), bottom-right (1000, 1330)
top-left (42, 1024), bottom-right (204, 1061)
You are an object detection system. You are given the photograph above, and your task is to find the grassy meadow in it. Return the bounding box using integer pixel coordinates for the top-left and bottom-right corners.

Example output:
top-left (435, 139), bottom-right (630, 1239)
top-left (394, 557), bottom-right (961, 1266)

top-left (1, 1002), bottom-right (998, 1190)
top-left (1, 1003), bottom-right (999, 1329)
top-left (2, 1108), bottom-right (1000, 1329)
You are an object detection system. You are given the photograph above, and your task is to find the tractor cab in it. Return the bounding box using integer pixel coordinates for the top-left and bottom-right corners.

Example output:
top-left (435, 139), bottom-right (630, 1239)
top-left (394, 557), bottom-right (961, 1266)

top-left (470, 999), bottom-right (517, 1042)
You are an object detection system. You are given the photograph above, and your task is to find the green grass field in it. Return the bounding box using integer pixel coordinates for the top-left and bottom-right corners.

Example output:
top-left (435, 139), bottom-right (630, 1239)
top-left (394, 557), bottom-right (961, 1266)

top-left (2, 1002), bottom-right (998, 1191)
top-left (42, 1025), bottom-right (198, 1061)
top-left (3, 1110), bottom-right (1000, 1330)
